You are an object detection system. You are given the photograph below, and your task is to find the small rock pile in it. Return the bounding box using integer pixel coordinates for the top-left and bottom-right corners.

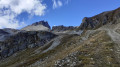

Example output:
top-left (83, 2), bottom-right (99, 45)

top-left (54, 51), bottom-right (80, 67)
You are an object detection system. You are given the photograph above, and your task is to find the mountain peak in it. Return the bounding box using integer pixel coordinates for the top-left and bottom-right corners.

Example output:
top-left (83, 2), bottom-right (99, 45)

top-left (31, 20), bottom-right (51, 29)
top-left (21, 20), bottom-right (51, 31)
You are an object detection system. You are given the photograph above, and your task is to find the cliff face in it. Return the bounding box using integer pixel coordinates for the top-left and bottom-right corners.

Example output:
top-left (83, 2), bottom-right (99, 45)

top-left (79, 7), bottom-right (120, 30)
top-left (0, 31), bottom-right (56, 58)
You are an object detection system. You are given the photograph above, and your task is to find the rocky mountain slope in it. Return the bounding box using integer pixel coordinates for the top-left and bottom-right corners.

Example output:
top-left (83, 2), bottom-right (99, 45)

top-left (0, 31), bottom-right (56, 59)
top-left (0, 7), bottom-right (120, 67)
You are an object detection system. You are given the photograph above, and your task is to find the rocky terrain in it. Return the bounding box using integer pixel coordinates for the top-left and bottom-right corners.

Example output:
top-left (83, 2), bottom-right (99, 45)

top-left (0, 7), bottom-right (120, 67)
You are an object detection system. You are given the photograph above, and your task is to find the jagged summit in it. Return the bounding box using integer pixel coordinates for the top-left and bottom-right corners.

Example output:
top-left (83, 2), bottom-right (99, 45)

top-left (31, 20), bottom-right (51, 29)
top-left (21, 20), bottom-right (51, 31)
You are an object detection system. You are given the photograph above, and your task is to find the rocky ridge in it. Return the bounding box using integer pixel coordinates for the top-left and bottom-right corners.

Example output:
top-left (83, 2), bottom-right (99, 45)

top-left (79, 7), bottom-right (120, 30)
top-left (52, 25), bottom-right (77, 32)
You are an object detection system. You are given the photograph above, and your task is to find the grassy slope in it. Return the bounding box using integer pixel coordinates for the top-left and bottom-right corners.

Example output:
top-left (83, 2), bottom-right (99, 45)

top-left (42, 31), bottom-right (119, 67)
top-left (0, 30), bottom-right (119, 67)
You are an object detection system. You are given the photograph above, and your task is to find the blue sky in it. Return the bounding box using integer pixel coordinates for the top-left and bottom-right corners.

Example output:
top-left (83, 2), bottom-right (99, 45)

top-left (0, 0), bottom-right (120, 29)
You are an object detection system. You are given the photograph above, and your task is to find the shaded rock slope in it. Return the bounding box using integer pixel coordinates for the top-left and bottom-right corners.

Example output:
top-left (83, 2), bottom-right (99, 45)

top-left (0, 31), bottom-right (56, 59)
top-left (0, 7), bottom-right (120, 67)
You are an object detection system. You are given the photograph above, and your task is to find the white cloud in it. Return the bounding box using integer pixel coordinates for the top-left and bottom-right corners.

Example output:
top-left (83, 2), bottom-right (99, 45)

top-left (0, 0), bottom-right (46, 29)
top-left (53, 0), bottom-right (63, 9)
top-left (52, 0), bottom-right (71, 9)
top-left (58, 0), bottom-right (63, 7)
top-left (53, 0), bottom-right (58, 9)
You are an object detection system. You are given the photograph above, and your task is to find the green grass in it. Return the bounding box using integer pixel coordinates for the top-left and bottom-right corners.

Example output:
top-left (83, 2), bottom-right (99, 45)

top-left (75, 31), bottom-right (120, 67)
